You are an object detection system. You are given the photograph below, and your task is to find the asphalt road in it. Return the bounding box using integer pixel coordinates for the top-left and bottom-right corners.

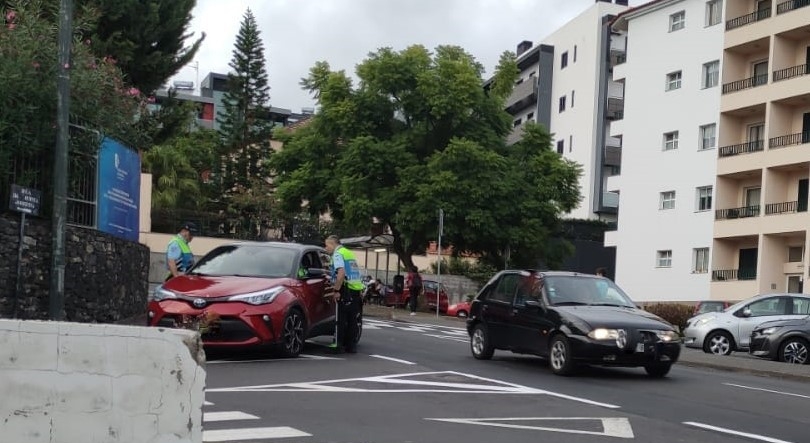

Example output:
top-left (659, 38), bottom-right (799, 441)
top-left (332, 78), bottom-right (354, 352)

top-left (201, 317), bottom-right (809, 443)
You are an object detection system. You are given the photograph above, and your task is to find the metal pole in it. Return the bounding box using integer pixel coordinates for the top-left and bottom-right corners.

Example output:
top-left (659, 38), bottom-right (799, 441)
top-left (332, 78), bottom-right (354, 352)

top-left (436, 209), bottom-right (444, 317)
top-left (375, 251), bottom-right (380, 280)
top-left (50, 0), bottom-right (73, 321)
top-left (386, 249), bottom-right (390, 285)
top-left (14, 213), bottom-right (26, 319)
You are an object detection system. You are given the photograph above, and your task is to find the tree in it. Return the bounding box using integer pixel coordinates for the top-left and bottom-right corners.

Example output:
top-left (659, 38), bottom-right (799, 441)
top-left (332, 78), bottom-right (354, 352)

top-left (271, 45), bottom-right (582, 269)
top-left (1, 0), bottom-right (204, 94)
top-left (216, 8), bottom-right (273, 196)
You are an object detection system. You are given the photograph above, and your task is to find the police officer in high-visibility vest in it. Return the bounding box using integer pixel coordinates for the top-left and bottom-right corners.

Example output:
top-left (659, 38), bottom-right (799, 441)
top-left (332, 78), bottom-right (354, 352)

top-left (325, 235), bottom-right (364, 353)
top-left (165, 222), bottom-right (198, 281)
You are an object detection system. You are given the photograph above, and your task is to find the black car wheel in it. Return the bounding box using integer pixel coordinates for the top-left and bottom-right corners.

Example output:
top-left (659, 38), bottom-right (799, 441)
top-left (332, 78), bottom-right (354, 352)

top-left (644, 362), bottom-right (672, 378)
top-left (779, 338), bottom-right (809, 365)
top-left (281, 310), bottom-right (305, 358)
top-left (470, 323), bottom-right (494, 360)
top-left (703, 330), bottom-right (734, 355)
top-left (549, 334), bottom-right (576, 376)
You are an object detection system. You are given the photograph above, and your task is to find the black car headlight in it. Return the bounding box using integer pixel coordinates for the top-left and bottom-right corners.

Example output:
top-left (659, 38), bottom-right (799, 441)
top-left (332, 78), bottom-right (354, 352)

top-left (653, 330), bottom-right (679, 343)
top-left (587, 328), bottom-right (627, 348)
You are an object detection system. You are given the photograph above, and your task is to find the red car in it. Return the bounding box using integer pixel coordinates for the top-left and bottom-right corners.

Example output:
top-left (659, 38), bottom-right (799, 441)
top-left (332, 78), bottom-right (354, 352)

top-left (384, 280), bottom-right (449, 313)
top-left (147, 242), bottom-right (356, 357)
top-left (447, 300), bottom-right (471, 318)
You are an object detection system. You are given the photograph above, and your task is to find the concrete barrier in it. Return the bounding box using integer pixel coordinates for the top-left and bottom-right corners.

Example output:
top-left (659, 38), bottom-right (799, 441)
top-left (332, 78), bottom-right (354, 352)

top-left (0, 320), bottom-right (206, 443)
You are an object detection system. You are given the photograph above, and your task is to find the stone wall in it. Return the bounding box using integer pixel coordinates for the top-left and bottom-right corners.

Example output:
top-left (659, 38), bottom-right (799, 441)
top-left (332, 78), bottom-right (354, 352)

top-left (0, 319), bottom-right (205, 443)
top-left (0, 213), bottom-right (150, 322)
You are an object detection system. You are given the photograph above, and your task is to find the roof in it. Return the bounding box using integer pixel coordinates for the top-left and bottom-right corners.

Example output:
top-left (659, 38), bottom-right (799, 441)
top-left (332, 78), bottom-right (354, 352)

top-left (611, 0), bottom-right (679, 31)
top-left (340, 234), bottom-right (394, 249)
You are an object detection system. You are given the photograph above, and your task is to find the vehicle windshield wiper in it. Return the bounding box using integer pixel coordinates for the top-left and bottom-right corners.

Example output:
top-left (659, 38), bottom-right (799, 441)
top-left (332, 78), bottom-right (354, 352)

top-left (591, 303), bottom-right (634, 308)
top-left (188, 271), bottom-right (212, 276)
top-left (552, 301), bottom-right (590, 306)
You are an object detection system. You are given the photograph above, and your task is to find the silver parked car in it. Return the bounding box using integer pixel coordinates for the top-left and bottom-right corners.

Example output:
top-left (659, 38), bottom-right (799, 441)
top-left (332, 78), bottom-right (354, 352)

top-left (683, 293), bottom-right (810, 355)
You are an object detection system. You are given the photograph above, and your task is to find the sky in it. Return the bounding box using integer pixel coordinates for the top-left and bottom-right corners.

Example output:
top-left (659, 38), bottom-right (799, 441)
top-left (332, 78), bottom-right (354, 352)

top-left (171, 0), bottom-right (645, 113)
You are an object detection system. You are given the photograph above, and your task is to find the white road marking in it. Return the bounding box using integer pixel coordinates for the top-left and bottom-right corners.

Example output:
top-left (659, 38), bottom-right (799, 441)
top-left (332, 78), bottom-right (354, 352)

top-left (207, 354), bottom-right (341, 365)
top-left (423, 333), bottom-right (468, 343)
top-left (363, 324), bottom-right (382, 330)
top-left (203, 411), bottom-right (259, 422)
top-left (683, 422), bottom-right (794, 443)
top-left (396, 326), bottom-right (436, 332)
top-left (370, 354), bottom-right (417, 365)
top-left (203, 401), bottom-right (214, 406)
top-left (202, 426), bottom-right (312, 441)
top-left (207, 370), bottom-right (620, 409)
top-left (724, 383), bottom-right (810, 400)
top-left (426, 417), bottom-right (634, 438)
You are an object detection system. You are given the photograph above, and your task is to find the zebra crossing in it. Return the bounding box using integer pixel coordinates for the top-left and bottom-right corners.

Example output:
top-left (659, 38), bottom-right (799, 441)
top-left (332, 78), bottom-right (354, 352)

top-left (202, 400), bottom-right (312, 442)
top-left (364, 318), bottom-right (470, 343)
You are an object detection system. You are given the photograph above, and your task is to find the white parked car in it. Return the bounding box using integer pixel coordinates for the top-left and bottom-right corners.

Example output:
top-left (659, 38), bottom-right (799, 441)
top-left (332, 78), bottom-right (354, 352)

top-left (682, 293), bottom-right (810, 355)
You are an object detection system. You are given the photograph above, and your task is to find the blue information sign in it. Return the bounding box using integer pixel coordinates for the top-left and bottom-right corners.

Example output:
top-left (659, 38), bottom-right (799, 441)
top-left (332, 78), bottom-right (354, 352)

top-left (97, 137), bottom-right (140, 242)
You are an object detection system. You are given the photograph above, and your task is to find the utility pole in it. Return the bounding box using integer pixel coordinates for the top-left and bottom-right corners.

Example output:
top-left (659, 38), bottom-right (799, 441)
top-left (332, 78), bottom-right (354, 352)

top-left (50, 0), bottom-right (73, 321)
top-left (436, 209), bottom-right (444, 318)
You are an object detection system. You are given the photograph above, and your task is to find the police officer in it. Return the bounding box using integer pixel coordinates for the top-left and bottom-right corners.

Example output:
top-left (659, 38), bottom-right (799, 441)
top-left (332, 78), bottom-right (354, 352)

top-left (324, 235), bottom-right (364, 353)
top-left (165, 222), bottom-right (198, 281)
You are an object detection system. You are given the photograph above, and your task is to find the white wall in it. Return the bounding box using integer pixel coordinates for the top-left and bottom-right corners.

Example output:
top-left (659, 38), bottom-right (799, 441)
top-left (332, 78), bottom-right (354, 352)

top-left (610, 0), bottom-right (724, 302)
top-left (0, 320), bottom-right (205, 443)
top-left (542, 1), bottom-right (629, 220)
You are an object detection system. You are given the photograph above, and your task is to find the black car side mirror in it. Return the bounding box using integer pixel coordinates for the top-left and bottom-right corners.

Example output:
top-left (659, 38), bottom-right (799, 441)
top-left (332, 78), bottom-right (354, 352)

top-left (307, 268), bottom-right (328, 279)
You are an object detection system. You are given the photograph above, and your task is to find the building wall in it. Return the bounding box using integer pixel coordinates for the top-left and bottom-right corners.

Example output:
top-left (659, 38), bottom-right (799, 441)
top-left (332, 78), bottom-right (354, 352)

top-left (610, 0), bottom-right (725, 302)
top-left (0, 320), bottom-right (205, 443)
top-left (542, 1), bottom-right (628, 220)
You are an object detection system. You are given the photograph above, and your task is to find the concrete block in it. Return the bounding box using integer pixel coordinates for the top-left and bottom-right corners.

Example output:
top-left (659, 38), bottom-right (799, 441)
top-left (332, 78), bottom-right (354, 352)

top-left (2, 412), bottom-right (51, 443)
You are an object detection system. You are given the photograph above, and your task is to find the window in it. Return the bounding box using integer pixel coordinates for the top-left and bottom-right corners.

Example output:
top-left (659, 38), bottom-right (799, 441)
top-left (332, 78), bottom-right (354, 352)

top-left (559, 95), bottom-right (567, 112)
top-left (669, 11), bottom-right (685, 31)
top-left (573, 45), bottom-right (577, 62)
top-left (529, 71), bottom-right (536, 77)
top-left (571, 90), bottom-right (575, 108)
top-left (569, 135), bottom-right (573, 153)
top-left (794, 297), bottom-right (810, 315)
top-left (700, 123), bottom-right (716, 150)
top-left (657, 250), bottom-right (673, 268)
top-left (660, 191), bottom-right (676, 210)
top-left (492, 274), bottom-right (520, 303)
top-left (706, 0), bottom-right (722, 27)
top-left (702, 61), bottom-right (720, 88)
top-left (747, 297), bottom-right (790, 317)
top-left (663, 131), bottom-right (679, 150)
top-left (527, 112), bottom-right (535, 121)
top-left (788, 246), bottom-right (803, 263)
top-left (696, 186), bottom-right (713, 211)
top-left (556, 140), bottom-right (564, 154)
top-left (561, 51), bottom-right (569, 69)
top-left (513, 118), bottom-right (522, 127)
top-left (693, 248), bottom-right (710, 273)
top-left (666, 71), bottom-right (682, 91)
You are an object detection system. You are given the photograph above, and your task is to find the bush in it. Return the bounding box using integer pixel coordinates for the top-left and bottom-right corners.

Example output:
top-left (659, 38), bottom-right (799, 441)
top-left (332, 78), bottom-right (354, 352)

top-left (643, 303), bottom-right (694, 334)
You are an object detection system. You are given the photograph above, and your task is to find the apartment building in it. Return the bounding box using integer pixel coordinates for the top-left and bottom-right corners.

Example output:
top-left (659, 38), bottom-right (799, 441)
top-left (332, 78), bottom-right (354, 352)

top-left (603, 0), bottom-right (725, 302)
top-left (710, 0), bottom-right (810, 300)
top-left (499, 0), bottom-right (630, 222)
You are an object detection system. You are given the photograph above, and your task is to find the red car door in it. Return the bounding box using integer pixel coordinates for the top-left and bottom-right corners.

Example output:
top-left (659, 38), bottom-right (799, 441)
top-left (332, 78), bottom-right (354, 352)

top-left (299, 250), bottom-right (334, 332)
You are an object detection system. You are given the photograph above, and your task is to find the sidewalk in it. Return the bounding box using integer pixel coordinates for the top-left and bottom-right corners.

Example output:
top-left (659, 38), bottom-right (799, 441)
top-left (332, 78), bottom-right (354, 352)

top-left (362, 305), bottom-right (810, 381)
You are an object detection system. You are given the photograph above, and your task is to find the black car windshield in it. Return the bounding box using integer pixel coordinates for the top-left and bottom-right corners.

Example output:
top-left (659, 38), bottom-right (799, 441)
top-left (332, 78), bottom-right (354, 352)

top-left (544, 276), bottom-right (635, 308)
top-left (190, 245), bottom-right (297, 278)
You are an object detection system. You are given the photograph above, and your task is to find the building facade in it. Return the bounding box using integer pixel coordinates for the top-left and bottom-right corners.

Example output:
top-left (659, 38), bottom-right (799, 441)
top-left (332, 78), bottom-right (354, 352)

top-left (605, 0), bottom-right (725, 302)
top-left (710, 0), bottom-right (810, 300)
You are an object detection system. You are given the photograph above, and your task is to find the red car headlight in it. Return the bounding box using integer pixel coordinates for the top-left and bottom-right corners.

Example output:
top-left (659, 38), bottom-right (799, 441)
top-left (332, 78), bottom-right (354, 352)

top-left (152, 285), bottom-right (178, 302)
top-left (227, 287), bottom-right (285, 305)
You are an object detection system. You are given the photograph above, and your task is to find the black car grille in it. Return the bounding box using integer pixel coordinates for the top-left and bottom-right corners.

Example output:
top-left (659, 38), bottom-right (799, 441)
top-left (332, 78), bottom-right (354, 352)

top-left (638, 330), bottom-right (659, 344)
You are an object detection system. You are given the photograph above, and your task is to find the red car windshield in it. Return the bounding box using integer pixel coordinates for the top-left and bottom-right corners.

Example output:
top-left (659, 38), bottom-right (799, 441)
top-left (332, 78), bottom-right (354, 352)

top-left (190, 245), bottom-right (298, 278)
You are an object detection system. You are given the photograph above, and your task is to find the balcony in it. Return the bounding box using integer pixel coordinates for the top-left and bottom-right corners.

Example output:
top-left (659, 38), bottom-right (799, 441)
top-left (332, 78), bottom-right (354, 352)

top-left (718, 140), bottom-right (765, 157)
top-left (776, 0), bottom-right (810, 14)
top-left (606, 82), bottom-right (624, 121)
top-left (712, 269), bottom-right (758, 281)
top-left (716, 205), bottom-right (761, 220)
top-left (506, 125), bottom-right (525, 146)
top-left (603, 191), bottom-right (619, 209)
top-left (726, 9), bottom-right (772, 31)
top-left (722, 74), bottom-right (769, 94)
top-left (505, 80), bottom-right (538, 113)
top-left (770, 132), bottom-right (810, 149)
top-left (604, 137), bottom-right (622, 167)
top-left (765, 200), bottom-right (799, 214)
top-left (773, 64), bottom-right (809, 82)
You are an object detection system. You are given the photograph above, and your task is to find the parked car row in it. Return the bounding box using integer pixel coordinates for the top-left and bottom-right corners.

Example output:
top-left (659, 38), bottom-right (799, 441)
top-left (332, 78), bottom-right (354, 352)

top-left (683, 293), bottom-right (810, 365)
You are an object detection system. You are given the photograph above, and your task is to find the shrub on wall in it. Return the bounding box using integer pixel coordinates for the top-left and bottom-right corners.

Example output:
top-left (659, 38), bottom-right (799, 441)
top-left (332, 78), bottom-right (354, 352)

top-left (644, 303), bottom-right (694, 334)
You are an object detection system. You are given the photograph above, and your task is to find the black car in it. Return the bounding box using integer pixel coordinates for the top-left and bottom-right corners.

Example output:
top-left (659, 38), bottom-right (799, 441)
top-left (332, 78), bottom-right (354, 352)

top-left (466, 270), bottom-right (681, 377)
top-left (749, 317), bottom-right (809, 365)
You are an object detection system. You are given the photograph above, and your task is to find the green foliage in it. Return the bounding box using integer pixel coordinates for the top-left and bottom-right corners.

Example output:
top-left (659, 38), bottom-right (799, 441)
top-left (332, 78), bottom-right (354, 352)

top-left (272, 45), bottom-right (582, 269)
top-left (217, 8), bottom-right (273, 195)
top-left (428, 257), bottom-right (498, 286)
top-left (643, 303), bottom-right (694, 334)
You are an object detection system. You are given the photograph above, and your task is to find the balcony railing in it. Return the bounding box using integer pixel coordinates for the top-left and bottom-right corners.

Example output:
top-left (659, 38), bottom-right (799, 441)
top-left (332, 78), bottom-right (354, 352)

top-left (765, 201), bottom-right (798, 215)
top-left (712, 269), bottom-right (758, 281)
top-left (773, 64), bottom-right (809, 82)
top-left (505, 80), bottom-right (538, 110)
top-left (770, 132), bottom-right (810, 149)
top-left (722, 74), bottom-right (768, 94)
top-left (716, 205), bottom-right (760, 220)
top-left (726, 8), bottom-right (772, 31)
top-left (718, 140), bottom-right (765, 157)
top-left (777, 0), bottom-right (810, 14)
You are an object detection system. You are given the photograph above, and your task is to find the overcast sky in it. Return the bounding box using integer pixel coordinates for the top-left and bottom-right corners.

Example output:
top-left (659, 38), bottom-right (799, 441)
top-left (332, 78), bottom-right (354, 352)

top-left (171, 0), bottom-right (645, 113)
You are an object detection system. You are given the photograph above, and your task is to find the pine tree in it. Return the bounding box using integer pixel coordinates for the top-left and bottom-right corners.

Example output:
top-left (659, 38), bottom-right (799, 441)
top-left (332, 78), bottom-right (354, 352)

top-left (217, 8), bottom-right (273, 196)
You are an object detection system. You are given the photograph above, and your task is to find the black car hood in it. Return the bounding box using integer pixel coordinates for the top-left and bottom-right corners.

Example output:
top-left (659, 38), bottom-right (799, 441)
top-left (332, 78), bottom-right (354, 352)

top-left (756, 317), bottom-right (810, 329)
top-left (556, 305), bottom-right (674, 331)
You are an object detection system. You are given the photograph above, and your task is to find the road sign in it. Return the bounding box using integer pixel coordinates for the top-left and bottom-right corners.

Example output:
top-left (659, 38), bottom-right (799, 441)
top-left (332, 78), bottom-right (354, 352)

top-left (9, 184), bottom-right (42, 216)
top-left (426, 417), bottom-right (635, 439)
